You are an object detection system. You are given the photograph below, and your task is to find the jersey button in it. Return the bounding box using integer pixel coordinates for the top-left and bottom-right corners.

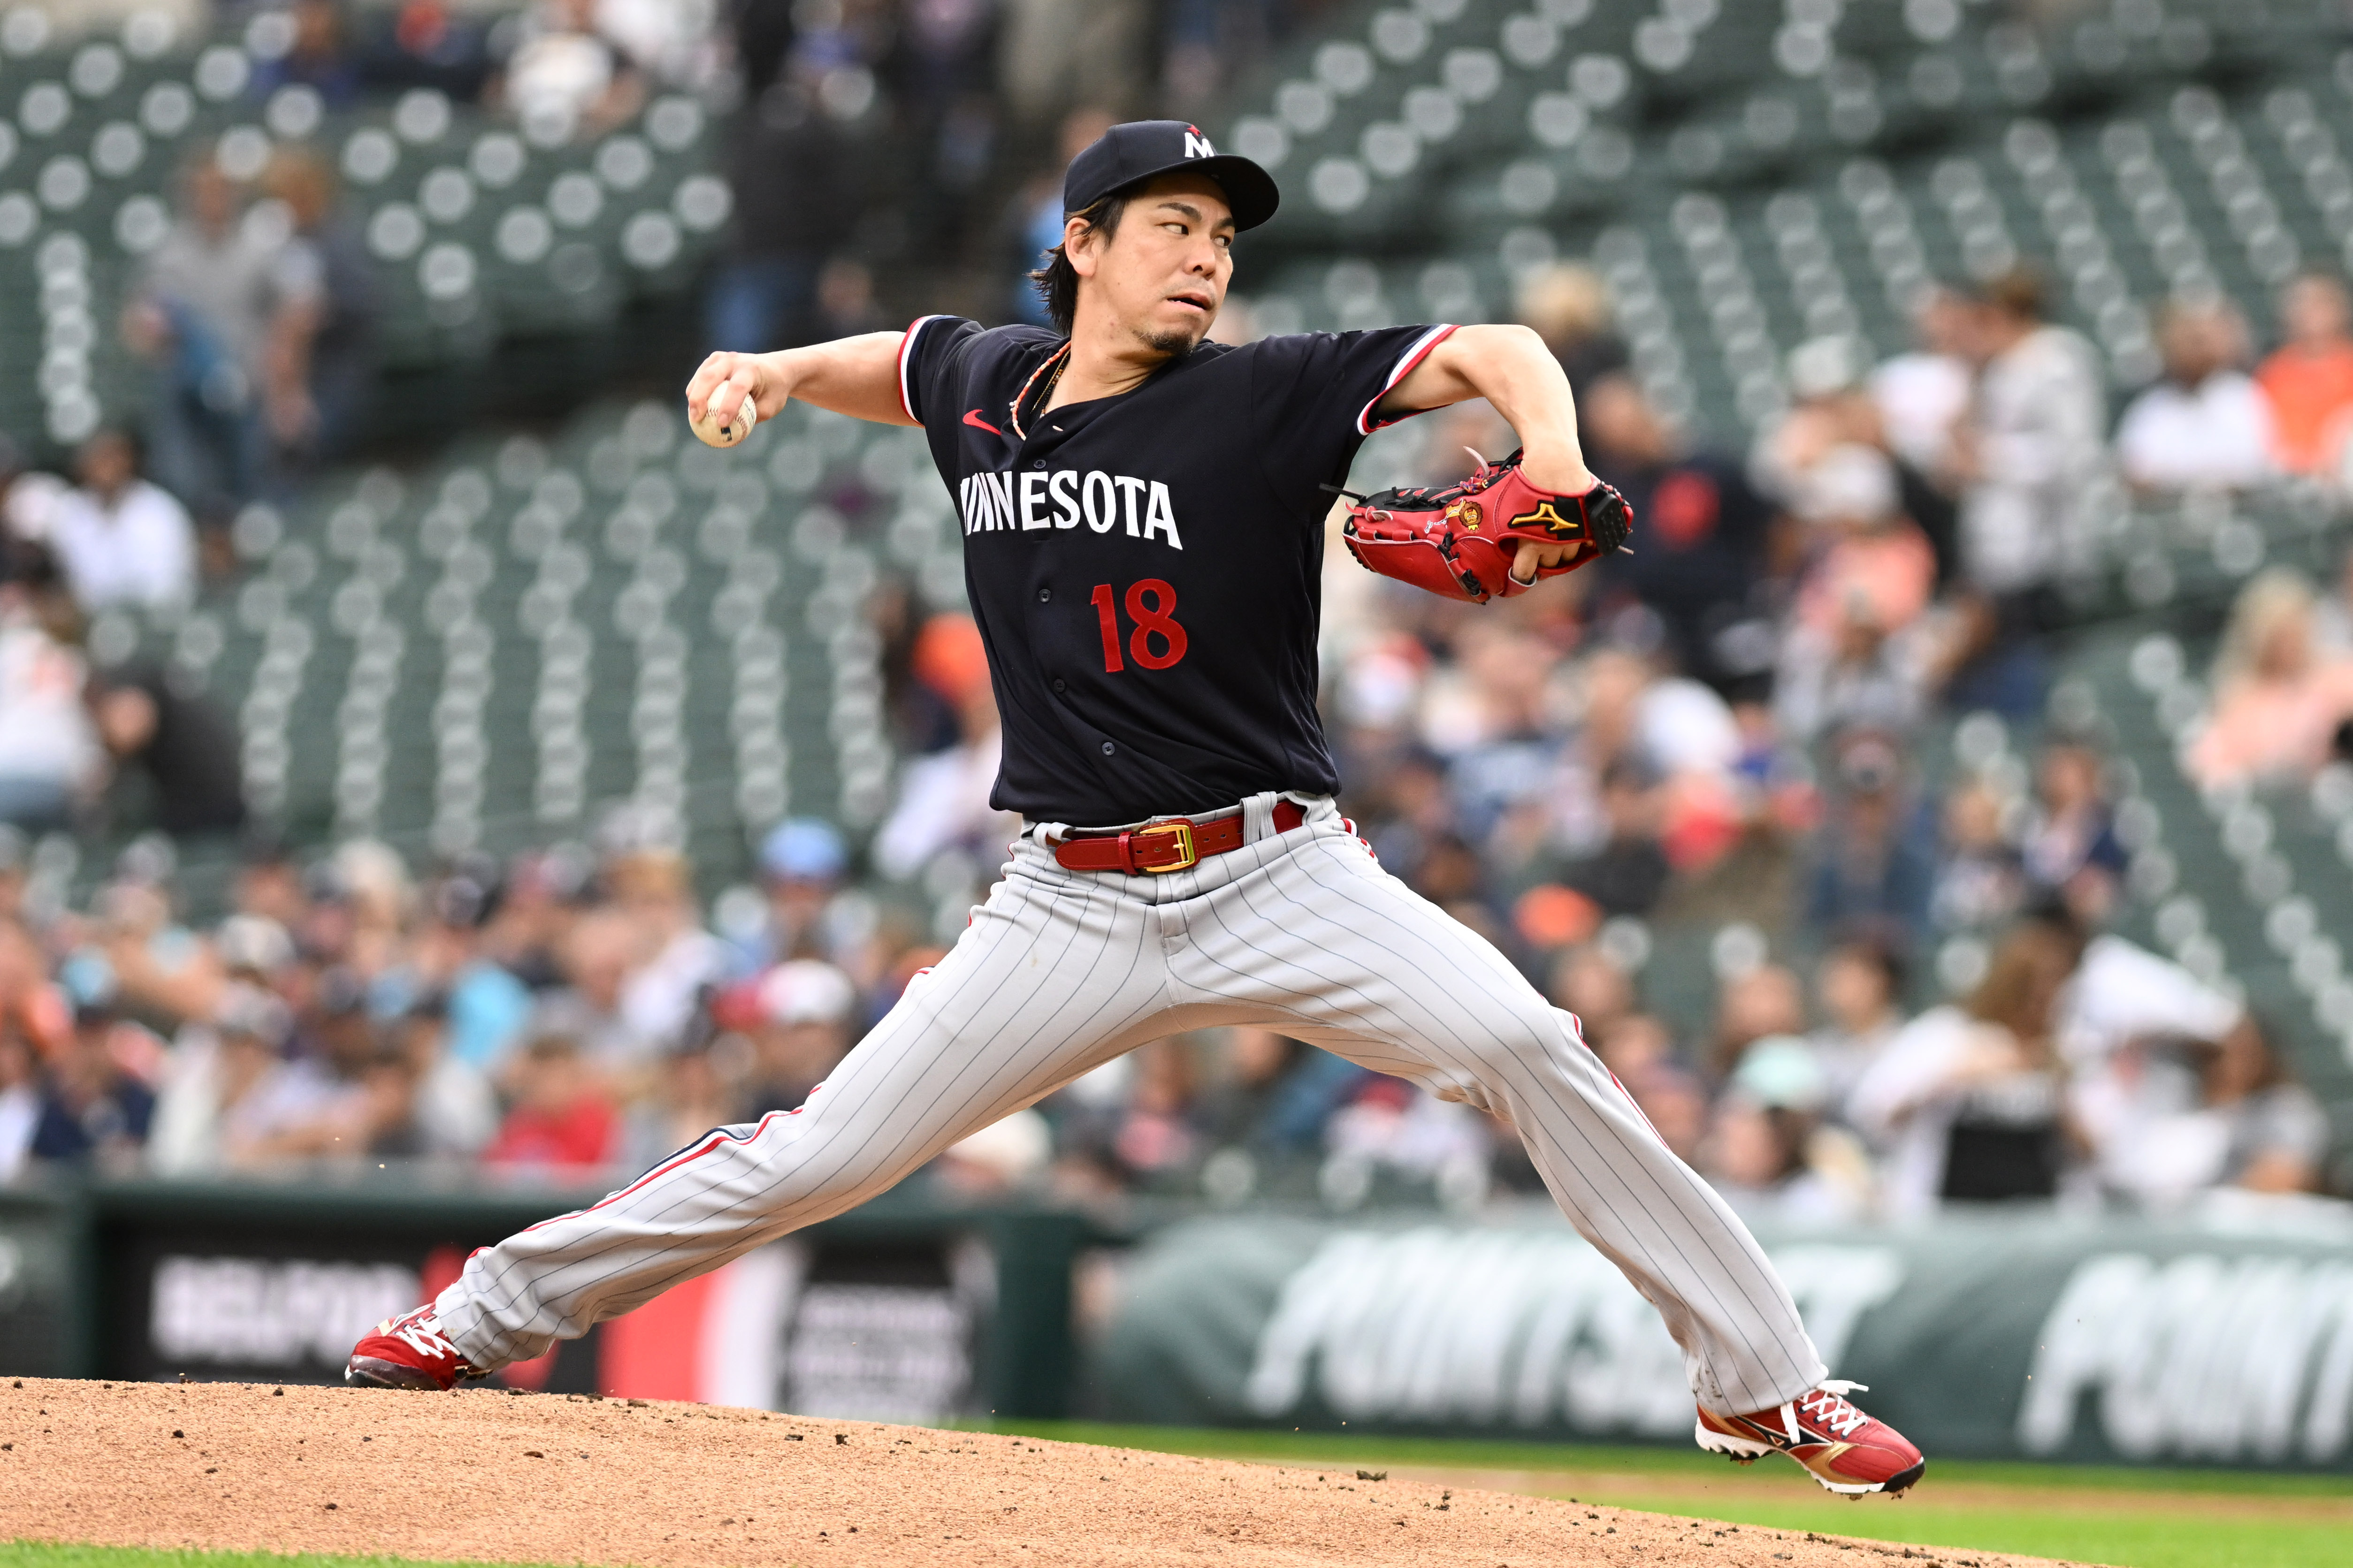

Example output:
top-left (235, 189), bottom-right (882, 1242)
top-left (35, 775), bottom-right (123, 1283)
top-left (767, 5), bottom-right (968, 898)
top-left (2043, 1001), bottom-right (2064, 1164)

top-left (1052, 678), bottom-right (1067, 694)
top-left (1037, 587), bottom-right (1051, 602)
top-left (1032, 459), bottom-right (1046, 470)
top-left (1100, 741), bottom-right (1116, 756)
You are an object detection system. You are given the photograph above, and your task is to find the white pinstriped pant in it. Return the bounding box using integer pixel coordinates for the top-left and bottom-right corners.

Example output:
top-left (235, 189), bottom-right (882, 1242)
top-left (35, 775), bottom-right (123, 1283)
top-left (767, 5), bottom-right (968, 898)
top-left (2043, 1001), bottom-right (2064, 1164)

top-left (435, 793), bottom-right (1826, 1416)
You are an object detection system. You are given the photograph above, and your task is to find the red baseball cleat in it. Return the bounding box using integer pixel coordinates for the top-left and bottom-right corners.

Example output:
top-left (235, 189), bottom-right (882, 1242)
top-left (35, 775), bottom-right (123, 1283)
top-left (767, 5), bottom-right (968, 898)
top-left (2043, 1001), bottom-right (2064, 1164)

top-left (1695, 1380), bottom-right (1925, 1496)
top-left (345, 1306), bottom-right (486, 1391)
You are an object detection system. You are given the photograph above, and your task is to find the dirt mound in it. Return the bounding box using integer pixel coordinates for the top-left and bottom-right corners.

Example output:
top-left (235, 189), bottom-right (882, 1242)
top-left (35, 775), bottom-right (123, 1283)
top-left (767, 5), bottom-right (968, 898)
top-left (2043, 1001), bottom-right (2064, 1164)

top-left (2, 1378), bottom-right (2077, 1568)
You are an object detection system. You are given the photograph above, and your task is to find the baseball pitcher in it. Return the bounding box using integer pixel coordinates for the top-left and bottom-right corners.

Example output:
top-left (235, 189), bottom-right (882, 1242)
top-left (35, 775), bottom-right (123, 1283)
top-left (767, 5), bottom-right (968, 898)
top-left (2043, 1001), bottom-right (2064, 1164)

top-left (349, 121), bottom-right (1922, 1497)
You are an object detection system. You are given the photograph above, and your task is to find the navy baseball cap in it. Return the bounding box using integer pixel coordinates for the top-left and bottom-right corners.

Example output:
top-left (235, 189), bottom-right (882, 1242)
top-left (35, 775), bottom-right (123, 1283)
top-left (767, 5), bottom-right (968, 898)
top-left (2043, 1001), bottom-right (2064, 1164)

top-left (1063, 120), bottom-right (1280, 231)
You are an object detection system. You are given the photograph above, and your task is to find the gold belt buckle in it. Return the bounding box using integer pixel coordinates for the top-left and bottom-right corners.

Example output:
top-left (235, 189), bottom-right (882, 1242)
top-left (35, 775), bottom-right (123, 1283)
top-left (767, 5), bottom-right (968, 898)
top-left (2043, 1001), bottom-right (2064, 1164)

top-left (1131, 818), bottom-right (1198, 874)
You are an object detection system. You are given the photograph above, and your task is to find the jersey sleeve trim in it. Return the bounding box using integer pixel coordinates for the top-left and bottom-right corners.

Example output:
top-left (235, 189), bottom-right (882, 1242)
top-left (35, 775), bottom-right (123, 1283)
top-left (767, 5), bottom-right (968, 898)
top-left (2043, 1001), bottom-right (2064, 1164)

top-left (1356, 324), bottom-right (1460, 435)
top-left (897, 314), bottom-right (950, 424)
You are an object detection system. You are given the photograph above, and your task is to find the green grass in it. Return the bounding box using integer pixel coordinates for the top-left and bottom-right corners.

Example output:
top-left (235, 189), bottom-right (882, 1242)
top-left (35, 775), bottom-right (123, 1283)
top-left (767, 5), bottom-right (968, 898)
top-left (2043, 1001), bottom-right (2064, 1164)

top-left (982, 1422), bottom-right (2353, 1568)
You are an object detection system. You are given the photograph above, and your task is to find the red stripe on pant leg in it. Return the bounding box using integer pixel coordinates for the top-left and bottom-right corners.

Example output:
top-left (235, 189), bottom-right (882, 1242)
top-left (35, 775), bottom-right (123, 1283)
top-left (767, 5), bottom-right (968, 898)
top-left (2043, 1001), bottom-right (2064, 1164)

top-left (516, 1111), bottom-right (791, 1236)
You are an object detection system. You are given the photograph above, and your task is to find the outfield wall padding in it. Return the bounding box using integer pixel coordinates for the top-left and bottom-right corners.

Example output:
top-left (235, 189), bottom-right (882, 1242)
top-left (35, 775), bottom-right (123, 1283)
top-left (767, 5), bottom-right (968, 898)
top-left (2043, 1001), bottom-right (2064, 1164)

top-left (1092, 1208), bottom-right (2353, 1471)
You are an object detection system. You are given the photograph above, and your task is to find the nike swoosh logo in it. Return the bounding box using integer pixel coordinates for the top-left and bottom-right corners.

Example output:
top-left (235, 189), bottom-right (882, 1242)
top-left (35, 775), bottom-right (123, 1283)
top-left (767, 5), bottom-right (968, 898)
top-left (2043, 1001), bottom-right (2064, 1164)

top-left (963, 409), bottom-right (1001, 434)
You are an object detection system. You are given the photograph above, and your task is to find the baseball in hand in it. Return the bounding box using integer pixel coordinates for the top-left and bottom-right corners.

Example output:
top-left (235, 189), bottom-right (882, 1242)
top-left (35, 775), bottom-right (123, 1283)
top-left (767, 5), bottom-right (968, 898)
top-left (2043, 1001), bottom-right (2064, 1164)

top-left (691, 391), bottom-right (759, 449)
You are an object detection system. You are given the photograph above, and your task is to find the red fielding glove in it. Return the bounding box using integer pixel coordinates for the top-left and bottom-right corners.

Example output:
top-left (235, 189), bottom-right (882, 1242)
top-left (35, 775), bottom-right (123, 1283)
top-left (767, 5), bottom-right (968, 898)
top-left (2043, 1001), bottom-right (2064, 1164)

top-left (1338, 448), bottom-right (1634, 603)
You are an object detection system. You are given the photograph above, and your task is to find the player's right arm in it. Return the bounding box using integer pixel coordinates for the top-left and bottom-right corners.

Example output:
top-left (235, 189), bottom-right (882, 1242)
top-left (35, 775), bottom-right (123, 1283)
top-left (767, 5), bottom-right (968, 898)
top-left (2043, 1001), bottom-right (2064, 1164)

top-left (685, 331), bottom-right (920, 432)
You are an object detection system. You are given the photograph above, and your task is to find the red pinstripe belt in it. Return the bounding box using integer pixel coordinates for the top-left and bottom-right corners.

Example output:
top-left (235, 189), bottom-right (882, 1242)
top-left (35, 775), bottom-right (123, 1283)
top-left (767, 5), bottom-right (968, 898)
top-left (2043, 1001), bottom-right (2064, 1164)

top-left (1053, 799), bottom-right (1307, 876)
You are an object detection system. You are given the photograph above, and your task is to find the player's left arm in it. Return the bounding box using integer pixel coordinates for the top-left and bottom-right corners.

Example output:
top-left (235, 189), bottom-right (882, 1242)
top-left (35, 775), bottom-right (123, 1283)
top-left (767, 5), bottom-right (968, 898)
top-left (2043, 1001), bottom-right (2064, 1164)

top-left (1377, 324), bottom-right (1599, 580)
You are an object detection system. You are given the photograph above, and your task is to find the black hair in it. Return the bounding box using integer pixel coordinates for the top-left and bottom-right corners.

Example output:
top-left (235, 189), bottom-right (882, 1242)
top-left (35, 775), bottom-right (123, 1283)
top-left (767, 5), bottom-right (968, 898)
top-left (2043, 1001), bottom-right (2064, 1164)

top-left (1028, 191), bottom-right (1129, 336)
top-left (1828, 928), bottom-right (1908, 998)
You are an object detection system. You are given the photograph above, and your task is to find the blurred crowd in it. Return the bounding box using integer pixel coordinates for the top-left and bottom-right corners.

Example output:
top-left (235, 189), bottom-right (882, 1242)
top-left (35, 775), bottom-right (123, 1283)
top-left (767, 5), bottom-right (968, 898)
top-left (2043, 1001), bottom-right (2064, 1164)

top-left (8, 248), bottom-right (2349, 1218)
top-left (0, 9), bottom-right (2348, 1216)
top-left (701, 0), bottom-right (1346, 350)
top-left (0, 780), bottom-right (2331, 1223)
top-left (831, 254), bottom-right (2353, 1219)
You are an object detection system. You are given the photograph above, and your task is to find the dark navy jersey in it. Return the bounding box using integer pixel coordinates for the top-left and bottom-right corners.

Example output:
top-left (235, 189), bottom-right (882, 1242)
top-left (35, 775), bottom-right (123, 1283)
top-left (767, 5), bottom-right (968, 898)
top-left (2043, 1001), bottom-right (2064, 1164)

top-left (898, 314), bottom-right (1455, 825)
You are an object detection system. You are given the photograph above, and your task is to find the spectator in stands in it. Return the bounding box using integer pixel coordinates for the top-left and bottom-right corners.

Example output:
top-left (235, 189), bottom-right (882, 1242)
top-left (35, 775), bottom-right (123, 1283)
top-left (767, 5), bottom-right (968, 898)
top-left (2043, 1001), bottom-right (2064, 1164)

top-left (2116, 295), bottom-right (2276, 494)
top-left (1517, 263), bottom-right (1630, 398)
top-left (1871, 283), bottom-right (1973, 488)
top-left (27, 994), bottom-right (156, 1169)
top-left (874, 613), bottom-right (1020, 884)
top-left (393, 866), bottom-right (531, 1077)
top-left (1008, 107), bottom-right (1117, 327)
top-left (1953, 267), bottom-right (2107, 594)
top-left (359, 1), bottom-right (501, 99)
top-left (517, 913), bottom-right (647, 1100)
top-left (1550, 943), bottom-right (1637, 1037)
top-left (937, 1108), bottom-right (1057, 1198)
top-left (1786, 445), bottom-right (1937, 640)
top-left (623, 1031), bottom-right (741, 1175)
top-left (86, 662), bottom-right (246, 839)
top-left (1941, 269), bottom-right (2103, 714)
top-left (1191, 1028), bottom-right (1360, 1162)
top-left (0, 566), bottom-right (99, 833)
top-left (1579, 374), bottom-right (1779, 693)
top-left (997, 0), bottom-right (1151, 128)
top-left (2256, 272), bottom-right (2353, 476)
top-left (741, 958), bottom-right (858, 1117)
top-left (478, 843), bottom-right (591, 990)
top-left (1773, 444), bottom-right (1936, 745)
top-left (217, 967), bottom-right (380, 1165)
top-left (706, 18), bottom-right (870, 352)
top-left (497, 0), bottom-right (647, 142)
top-left (1699, 1035), bottom-right (1873, 1226)
top-left (385, 995), bottom-right (498, 1160)
top-left (253, 0), bottom-right (363, 108)
top-left (0, 434), bottom-right (69, 582)
top-left (603, 846), bottom-right (728, 1066)
top-left (1102, 1036), bottom-right (1206, 1188)
top-left (2019, 737), bottom-right (2126, 918)
top-left (1851, 914), bottom-right (2085, 1217)
top-left (79, 864), bottom-right (215, 1032)
top-left (146, 983), bottom-right (291, 1175)
top-left (45, 432), bottom-right (199, 613)
top-left (483, 1029), bottom-right (620, 1176)
top-left (125, 157), bottom-right (291, 527)
top-left (1929, 772), bottom-right (2025, 933)
top-left (1808, 935), bottom-right (1908, 1120)
top-left (1436, 625), bottom-right (1568, 861)
top-left (1618, 1054), bottom-right (1709, 1165)
top-left (882, 0), bottom-right (1001, 259)
top-left (810, 257), bottom-right (890, 341)
top-left (743, 818), bottom-right (851, 970)
top-left (261, 151), bottom-right (380, 468)
top-left (2080, 1015), bottom-right (2330, 1207)
top-left (1551, 757), bottom-right (1671, 917)
top-left (2185, 567), bottom-right (2353, 788)
top-left (0, 919), bottom-right (68, 1075)
top-left (1711, 960), bottom-right (1808, 1079)
top-left (1323, 1071), bottom-right (1492, 1198)
top-left (1760, 335), bottom-right (1959, 591)
top-left (1803, 731), bottom-right (1935, 947)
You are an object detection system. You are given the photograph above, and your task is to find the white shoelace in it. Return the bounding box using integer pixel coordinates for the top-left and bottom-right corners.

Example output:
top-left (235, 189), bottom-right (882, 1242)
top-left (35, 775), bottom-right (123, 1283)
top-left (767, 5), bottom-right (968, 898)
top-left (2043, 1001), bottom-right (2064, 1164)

top-left (1790, 1380), bottom-right (1872, 1440)
top-left (389, 1312), bottom-right (459, 1362)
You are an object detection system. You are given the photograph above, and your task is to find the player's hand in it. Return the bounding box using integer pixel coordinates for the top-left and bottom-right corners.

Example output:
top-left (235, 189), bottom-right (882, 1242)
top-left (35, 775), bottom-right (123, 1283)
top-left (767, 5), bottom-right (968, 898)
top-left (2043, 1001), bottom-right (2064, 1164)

top-left (1511, 537), bottom-right (1590, 585)
top-left (685, 350), bottom-right (784, 430)
top-left (1511, 453), bottom-right (1599, 584)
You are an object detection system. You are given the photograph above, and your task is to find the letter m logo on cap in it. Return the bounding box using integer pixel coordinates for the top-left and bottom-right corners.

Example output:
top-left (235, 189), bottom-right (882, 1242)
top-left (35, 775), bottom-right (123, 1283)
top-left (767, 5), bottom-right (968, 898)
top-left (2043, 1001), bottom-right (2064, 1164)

top-left (1184, 127), bottom-right (1215, 159)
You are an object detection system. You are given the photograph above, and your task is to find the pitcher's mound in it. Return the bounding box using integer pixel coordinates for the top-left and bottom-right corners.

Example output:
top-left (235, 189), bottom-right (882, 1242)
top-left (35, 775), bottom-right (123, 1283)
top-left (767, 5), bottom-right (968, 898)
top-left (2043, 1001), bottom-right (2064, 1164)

top-left (3, 1379), bottom-right (2065, 1568)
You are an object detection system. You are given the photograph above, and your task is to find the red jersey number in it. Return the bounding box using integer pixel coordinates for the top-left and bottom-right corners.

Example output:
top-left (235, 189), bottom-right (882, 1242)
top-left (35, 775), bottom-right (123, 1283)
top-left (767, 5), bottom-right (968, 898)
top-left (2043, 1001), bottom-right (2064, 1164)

top-left (1089, 579), bottom-right (1187, 673)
